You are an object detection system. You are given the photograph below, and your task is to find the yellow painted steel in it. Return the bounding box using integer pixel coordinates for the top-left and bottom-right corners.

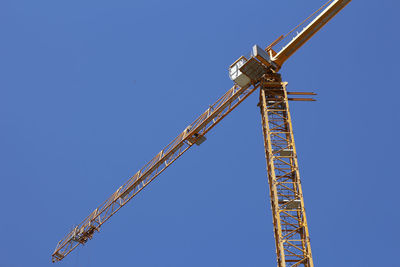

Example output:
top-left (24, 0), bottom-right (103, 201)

top-left (51, 84), bottom-right (260, 262)
top-left (259, 75), bottom-right (313, 267)
top-left (52, 0), bottom-right (351, 264)
top-left (271, 0), bottom-right (352, 69)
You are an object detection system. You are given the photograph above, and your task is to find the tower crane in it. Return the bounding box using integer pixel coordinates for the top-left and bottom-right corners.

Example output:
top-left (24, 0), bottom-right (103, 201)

top-left (52, 1), bottom-right (351, 266)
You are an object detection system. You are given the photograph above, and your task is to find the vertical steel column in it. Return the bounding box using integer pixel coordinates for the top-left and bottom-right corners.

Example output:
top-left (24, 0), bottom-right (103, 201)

top-left (259, 76), bottom-right (313, 267)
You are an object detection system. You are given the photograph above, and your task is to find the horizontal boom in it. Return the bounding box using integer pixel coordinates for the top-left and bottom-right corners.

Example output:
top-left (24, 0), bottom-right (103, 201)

top-left (272, 0), bottom-right (352, 69)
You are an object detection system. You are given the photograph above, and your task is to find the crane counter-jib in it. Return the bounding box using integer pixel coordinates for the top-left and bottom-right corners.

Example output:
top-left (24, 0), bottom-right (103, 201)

top-left (272, 0), bottom-right (352, 69)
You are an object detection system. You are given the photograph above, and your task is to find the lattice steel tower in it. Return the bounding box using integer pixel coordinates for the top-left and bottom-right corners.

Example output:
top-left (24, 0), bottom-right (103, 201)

top-left (259, 75), bottom-right (313, 266)
top-left (52, 1), bottom-right (351, 266)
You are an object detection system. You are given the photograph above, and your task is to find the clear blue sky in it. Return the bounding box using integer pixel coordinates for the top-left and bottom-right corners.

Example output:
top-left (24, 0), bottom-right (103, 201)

top-left (1, 1), bottom-right (399, 266)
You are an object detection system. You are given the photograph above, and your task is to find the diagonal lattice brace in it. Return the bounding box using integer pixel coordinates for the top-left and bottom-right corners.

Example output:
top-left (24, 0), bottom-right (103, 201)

top-left (259, 74), bottom-right (313, 267)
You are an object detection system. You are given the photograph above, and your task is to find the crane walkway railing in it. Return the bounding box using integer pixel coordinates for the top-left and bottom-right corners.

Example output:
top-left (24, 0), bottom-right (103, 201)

top-left (268, 0), bottom-right (334, 54)
top-left (52, 82), bottom-right (260, 262)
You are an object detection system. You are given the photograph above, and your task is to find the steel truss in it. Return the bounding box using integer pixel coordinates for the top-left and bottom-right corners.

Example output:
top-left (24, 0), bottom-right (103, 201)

top-left (259, 76), bottom-right (313, 267)
top-left (52, 84), bottom-right (260, 262)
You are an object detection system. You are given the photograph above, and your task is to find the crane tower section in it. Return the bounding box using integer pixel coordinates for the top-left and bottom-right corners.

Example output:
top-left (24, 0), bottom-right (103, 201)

top-left (259, 76), bottom-right (313, 267)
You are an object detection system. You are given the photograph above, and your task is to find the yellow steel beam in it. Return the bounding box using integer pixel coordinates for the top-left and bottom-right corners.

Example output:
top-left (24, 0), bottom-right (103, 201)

top-left (271, 0), bottom-right (352, 69)
top-left (51, 83), bottom-right (260, 262)
top-left (259, 75), bottom-right (313, 267)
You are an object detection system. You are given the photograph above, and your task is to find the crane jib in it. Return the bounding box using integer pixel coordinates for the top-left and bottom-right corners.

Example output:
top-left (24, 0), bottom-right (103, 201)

top-left (51, 84), bottom-right (259, 262)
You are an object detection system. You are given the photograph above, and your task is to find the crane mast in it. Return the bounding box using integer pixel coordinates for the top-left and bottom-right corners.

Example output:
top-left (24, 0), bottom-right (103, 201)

top-left (259, 75), bottom-right (314, 266)
top-left (52, 1), bottom-right (351, 265)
